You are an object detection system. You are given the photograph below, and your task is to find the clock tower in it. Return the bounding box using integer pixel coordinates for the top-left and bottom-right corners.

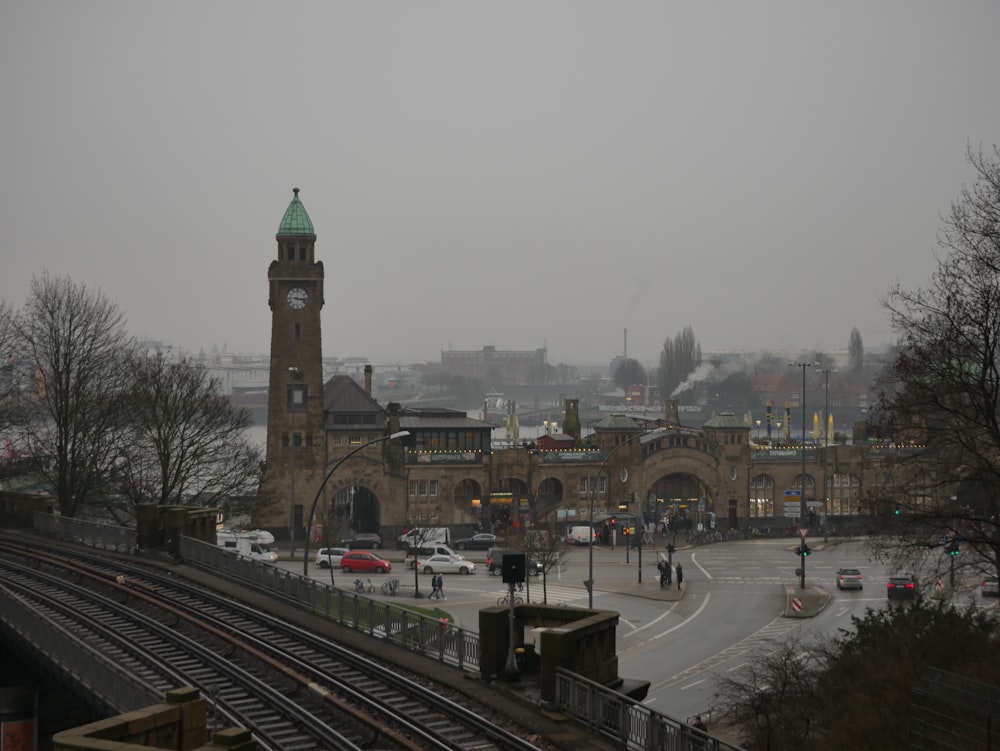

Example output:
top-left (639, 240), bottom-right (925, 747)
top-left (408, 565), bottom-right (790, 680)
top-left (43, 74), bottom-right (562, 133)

top-left (261, 188), bottom-right (325, 550)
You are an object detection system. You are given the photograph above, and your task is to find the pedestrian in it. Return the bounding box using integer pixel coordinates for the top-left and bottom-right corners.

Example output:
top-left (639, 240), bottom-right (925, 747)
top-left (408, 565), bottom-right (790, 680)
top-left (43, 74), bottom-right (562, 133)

top-left (676, 563), bottom-right (684, 590)
top-left (436, 572), bottom-right (446, 600)
top-left (693, 715), bottom-right (707, 732)
top-left (430, 572), bottom-right (441, 599)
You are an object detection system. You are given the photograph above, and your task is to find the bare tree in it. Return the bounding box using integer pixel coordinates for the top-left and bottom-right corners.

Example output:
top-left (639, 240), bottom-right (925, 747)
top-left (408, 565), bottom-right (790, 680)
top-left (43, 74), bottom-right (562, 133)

top-left (112, 351), bottom-right (262, 520)
top-left (11, 273), bottom-right (134, 517)
top-left (612, 358), bottom-right (646, 392)
top-left (658, 326), bottom-right (701, 398)
top-left (874, 145), bottom-right (1000, 579)
top-left (848, 326), bottom-right (864, 374)
top-left (0, 299), bottom-right (19, 433)
top-left (515, 527), bottom-right (566, 604)
top-left (712, 632), bottom-right (823, 749)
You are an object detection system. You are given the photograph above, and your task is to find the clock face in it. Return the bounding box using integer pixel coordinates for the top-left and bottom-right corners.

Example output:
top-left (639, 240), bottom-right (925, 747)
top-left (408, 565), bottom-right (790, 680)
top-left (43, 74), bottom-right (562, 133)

top-left (286, 287), bottom-right (308, 310)
top-left (619, 467), bottom-right (628, 482)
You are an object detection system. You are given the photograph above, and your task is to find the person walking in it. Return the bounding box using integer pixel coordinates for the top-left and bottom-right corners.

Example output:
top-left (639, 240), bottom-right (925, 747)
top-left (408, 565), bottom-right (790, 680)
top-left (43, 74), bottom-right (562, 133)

top-left (430, 572), bottom-right (441, 599)
top-left (435, 572), bottom-right (446, 600)
top-left (676, 563), bottom-right (684, 590)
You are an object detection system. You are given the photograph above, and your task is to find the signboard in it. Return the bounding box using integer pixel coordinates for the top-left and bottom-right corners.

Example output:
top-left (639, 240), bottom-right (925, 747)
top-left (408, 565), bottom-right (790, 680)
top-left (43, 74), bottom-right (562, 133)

top-left (783, 490), bottom-right (801, 497)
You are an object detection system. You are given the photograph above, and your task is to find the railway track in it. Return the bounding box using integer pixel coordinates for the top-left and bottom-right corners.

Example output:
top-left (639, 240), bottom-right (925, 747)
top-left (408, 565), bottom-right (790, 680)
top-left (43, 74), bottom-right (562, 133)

top-left (0, 538), bottom-right (559, 751)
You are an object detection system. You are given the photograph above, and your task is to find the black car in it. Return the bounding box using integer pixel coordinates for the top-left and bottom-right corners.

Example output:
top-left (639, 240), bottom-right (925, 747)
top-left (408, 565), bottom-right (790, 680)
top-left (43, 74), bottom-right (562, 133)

top-left (887, 574), bottom-right (918, 600)
top-left (343, 533), bottom-right (383, 550)
top-left (453, 533), bottom-right (505, 551)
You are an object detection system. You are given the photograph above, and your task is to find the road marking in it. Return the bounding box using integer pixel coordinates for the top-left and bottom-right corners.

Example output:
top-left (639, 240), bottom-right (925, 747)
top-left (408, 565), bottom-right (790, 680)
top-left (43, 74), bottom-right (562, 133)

top-left (650, 593), bottom-right (712, 640)
top-left (690, 552), bottom-right (713, 580)
top-left (623, 601), bottom-right (681, 635)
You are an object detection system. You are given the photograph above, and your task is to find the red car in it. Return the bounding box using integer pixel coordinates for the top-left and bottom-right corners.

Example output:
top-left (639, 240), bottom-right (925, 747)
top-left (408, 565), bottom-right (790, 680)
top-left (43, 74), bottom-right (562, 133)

top-left (340, 551), bottom-right (392, 574)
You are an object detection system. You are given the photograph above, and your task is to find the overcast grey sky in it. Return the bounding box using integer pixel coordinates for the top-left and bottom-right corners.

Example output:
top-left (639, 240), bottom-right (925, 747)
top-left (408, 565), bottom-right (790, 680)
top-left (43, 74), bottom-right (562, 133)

top-left (2, 2), bottom-right (998, 367)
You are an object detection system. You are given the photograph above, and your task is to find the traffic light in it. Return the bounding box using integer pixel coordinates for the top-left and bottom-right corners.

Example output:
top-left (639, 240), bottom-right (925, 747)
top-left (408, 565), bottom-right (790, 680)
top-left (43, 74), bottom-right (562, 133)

top-left (947, 540), bottom-right (960, 557)
top-left (801, 544), bottom-right (811, 557)
top-left (893, 506), bottom-right (901, 516)
top-left (610, 516), bottom-right (617, 527)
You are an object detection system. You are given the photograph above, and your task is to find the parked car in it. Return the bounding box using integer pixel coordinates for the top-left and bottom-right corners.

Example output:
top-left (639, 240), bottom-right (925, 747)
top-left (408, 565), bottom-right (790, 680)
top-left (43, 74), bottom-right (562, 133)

top-left (981, 574), bottom-right (999, 597)
top-left (340, 551), bottom-right (391, 573)
top-left (315, 546), bottom-right (349, 569)
top-left (887, 574), bottom-right (918, 600)
top-left (836, 568), bottom-right (863, 590)
top-left (343, 533), bottom-right (383, 550)
top-left (486, 547), bottom-right (541, 576)
top-left (405, 544), bottom-right (462, 569)
top-left (452, 533), bottom-right (505, 551)
top-left (416, 554), bottom-right (476, 575)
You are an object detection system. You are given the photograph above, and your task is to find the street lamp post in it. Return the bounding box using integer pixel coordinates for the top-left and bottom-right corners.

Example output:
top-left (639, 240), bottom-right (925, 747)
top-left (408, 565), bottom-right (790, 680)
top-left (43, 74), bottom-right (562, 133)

top-left (586, 428), bottom-right (665, 608)
top-left (288, 367), bottom-right (300, 558)
top-left (820, 369), bottom-right (834, 539)
top-left (790, 362), bottom-right (812, 524)
top-left (302, 430), bottom-right (410, 577)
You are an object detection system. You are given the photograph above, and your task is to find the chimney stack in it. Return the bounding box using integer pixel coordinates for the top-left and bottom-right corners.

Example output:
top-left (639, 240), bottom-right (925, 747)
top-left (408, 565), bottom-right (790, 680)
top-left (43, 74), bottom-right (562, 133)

top-left (364, 364), bottom-right (373, 395)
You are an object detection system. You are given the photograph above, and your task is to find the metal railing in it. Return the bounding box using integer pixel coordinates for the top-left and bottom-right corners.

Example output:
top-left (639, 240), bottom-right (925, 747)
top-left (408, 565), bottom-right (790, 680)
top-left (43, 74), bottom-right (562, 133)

top-left (179, 536), bottom-right (481, 672)
top-left (554, 668), bottom-right (745, 751)
top-left (33, 510), bottom-right (137, 553)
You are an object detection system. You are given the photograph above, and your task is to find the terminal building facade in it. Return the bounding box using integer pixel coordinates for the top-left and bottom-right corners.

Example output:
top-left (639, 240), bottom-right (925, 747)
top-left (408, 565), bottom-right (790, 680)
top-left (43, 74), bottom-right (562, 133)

top-left (257, 191), bottom-right (901, 547)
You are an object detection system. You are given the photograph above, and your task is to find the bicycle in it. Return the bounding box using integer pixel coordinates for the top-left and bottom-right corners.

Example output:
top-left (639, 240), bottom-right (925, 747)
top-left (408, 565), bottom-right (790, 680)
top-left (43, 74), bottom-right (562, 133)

top-left (497, 591), bottom-right (524, 607)
top-left (381, 578), bottom-right (400, 595)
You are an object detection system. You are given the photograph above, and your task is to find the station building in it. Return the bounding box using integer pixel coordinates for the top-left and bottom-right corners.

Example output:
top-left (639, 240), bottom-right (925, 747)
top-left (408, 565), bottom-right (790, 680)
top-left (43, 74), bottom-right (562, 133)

top-left (257, 190), bottom-right (898, 546)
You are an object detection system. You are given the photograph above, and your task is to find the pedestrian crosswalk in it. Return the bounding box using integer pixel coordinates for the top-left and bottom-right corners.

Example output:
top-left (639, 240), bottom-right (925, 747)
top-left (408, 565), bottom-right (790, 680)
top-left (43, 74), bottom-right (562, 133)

top-left (492, 584), bottom-right (588, 605)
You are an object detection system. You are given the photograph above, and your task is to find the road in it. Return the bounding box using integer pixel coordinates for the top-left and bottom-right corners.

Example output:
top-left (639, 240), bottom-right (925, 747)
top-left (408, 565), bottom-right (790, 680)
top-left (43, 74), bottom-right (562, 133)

top-left (278, 536), bottom-right (997, 724)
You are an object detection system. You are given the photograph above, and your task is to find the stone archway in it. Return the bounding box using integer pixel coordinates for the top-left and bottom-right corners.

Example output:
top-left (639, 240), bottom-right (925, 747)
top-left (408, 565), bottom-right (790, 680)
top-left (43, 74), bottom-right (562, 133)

top-left (321, 484), bottom-right (382, 543)
top-left (488, 477), bottom-right (530, 534)
top-left (534, 476), bottom-right (564, 521)
top-left (453, 478), bottom-right (485, 529)
top-left (648, 472), bottom-right (712, 531)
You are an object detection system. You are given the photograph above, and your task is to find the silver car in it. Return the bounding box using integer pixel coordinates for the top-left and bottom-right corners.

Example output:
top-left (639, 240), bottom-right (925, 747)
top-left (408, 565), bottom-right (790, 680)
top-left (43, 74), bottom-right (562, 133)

top-left (315, 546), bottom-right (349, 569)
top-left (836, 567), bottom-right (863, 590)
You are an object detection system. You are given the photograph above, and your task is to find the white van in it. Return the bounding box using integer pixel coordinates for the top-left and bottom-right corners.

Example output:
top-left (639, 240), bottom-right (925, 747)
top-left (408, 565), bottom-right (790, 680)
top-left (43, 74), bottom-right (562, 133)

top-left (217, 531), bottom-right (278, 562)
top-left (404, 544), bottom-right (462, 569)
top-left (568, 525), bottom-right (596, 545)
top-left (398, 527), bottom-right (450, 548)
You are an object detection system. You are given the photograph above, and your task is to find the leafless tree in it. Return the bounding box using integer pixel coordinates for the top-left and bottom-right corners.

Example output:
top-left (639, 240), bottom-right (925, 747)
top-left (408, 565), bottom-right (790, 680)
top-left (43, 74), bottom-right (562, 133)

top-left (873, 145), bottom-right (1000, 581)
top-left (11, 273), bottom-right (134, 517)
top-left (515, 527), bottom-right (566, 604)
top-left (657, 325), bottom-right (701, 398)
top-left (112, 351), bottom-right (262, 520)
top-left (848, 326), bottom-right (864, 374)
top-left (0, 299), bottom-right (19, 432)
top-left (711, 632), bottom-right (823, 750)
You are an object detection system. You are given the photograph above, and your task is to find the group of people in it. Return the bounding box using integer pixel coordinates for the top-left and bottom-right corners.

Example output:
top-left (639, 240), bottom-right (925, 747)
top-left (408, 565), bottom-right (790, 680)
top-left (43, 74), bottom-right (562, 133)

top-left (657, 558), bottom-right (684, 589)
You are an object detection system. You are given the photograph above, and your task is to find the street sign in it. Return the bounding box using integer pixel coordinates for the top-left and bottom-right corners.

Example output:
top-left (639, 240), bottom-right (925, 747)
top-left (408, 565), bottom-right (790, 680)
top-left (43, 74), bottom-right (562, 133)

top-left (783, 490), bottom-right (801, 497)
top-left (791, 597), bottom-right (803, 612)
top-left (799, 528), bottom-right (810, 539)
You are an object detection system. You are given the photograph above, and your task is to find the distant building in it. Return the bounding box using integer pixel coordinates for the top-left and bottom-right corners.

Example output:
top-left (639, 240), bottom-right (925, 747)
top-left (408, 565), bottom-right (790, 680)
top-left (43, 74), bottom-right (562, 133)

top-left (440, 345), bottom-right (546, 385)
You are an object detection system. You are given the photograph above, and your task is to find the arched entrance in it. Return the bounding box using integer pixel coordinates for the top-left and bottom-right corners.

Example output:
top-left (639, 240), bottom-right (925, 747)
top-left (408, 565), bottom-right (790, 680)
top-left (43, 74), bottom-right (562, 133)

top-left (648, 472), bottom-right (713, 532)
top-left (318, 484), bottom-right (382, 544)
top-left (488, 477), bottom-right (530, 535)
top-left (453, 478), bottom-right (485, 530)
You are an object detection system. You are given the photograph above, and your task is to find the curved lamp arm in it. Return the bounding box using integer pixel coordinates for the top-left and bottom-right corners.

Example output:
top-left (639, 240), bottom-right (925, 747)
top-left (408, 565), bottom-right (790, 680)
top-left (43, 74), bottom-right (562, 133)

top-left (302, 430), bottom-right (410, 577)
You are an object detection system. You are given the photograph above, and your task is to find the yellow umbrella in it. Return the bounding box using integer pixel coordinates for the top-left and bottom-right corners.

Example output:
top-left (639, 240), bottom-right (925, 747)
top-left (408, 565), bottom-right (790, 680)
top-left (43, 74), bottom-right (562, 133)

top-left (813, 412), bottom-right (822, 441)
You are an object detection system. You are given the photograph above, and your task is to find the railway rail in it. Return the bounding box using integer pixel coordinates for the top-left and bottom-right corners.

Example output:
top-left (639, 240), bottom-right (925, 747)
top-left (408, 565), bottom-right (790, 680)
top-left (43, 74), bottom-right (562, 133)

top-left (0, 537), bottom-right (558, 751)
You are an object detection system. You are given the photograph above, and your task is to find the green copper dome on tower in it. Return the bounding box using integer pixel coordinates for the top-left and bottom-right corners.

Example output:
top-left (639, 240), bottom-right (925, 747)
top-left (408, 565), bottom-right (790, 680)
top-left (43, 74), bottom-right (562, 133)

top-left (276, 187), bottom-right (315, 237)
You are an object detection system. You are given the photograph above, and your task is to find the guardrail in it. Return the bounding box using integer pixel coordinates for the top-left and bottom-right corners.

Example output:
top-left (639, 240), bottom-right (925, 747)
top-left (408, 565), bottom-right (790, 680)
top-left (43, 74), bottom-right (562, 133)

top-left (33, 510), bottom-right (137, 553)
top-left (179, 536), bottom-right (480, 672)
top-left (554, 668), bottom-right (744, 751)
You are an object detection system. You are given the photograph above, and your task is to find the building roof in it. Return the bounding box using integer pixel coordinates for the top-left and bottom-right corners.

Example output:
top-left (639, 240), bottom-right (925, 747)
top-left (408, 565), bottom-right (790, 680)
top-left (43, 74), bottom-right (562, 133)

top-left (323, 375), bottom-right (385, 416)
top-left (592, 414), bottom-right (643, 430)
top-left (702, 411), bottom-right (749, 429)
top-left (276, 187), bottom-right (315, 238)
